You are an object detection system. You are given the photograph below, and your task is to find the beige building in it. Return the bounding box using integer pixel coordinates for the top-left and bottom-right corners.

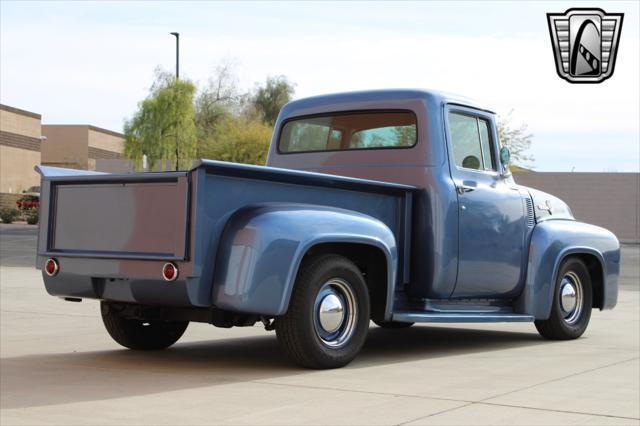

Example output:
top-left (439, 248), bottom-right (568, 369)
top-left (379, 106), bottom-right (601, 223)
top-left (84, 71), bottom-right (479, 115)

top-left (41, 125), bottom-right (124, 171)
top-left (1, 103), bottom-right (125, 210)
top-left (0, 104), bottom-right (43, 207)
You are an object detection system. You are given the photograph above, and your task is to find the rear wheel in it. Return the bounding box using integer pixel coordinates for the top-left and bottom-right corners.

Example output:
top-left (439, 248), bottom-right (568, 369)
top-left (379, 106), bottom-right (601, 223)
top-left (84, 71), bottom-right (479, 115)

top-left (101, 302), bottom-right (188, 350)
top-left (276, 254), bottom-right (370, 369)
top-left (535, 258), bottom-right (592, 340)
top-left (373, 320), bottom-right (414, 329)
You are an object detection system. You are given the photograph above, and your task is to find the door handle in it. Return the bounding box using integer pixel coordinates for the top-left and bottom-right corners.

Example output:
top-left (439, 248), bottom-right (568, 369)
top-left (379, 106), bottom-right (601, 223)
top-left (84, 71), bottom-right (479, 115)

top-left (456, 184), bottom-right (475, 194)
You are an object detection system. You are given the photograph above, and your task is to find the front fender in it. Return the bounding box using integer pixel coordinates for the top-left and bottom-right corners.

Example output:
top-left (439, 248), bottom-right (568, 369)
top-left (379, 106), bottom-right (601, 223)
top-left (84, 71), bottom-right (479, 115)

top-left (516, 220), bottom-right (620, 319)
top-left (212, 203), bottom-right (398, 317)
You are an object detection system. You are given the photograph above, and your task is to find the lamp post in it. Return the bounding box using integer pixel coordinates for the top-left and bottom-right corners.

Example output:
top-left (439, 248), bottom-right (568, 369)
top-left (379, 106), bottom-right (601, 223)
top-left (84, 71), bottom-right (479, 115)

top-left (170, 32), bottom-right (179, 170)
top-left (170, 32), bottom-right (179, 79)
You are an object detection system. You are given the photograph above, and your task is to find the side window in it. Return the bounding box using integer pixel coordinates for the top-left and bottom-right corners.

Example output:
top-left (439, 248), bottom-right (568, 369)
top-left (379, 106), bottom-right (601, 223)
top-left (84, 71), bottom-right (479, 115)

top-left (477, 120), bottom-right (495, 170)
top-left (448, 112), bottom-right (496, 171)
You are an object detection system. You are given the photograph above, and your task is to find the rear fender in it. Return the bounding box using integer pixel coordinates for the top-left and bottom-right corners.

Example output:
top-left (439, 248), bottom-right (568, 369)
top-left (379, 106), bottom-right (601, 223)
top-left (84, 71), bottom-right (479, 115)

top-left (212, 203), bottom-right (398, 317)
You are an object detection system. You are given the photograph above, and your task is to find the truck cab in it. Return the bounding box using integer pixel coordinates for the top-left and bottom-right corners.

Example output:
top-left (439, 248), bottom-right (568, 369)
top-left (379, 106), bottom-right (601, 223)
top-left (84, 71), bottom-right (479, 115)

top-left (268, 90), bottom-right (531, 302)
top-left (36, 89), bottom-right (620, 369)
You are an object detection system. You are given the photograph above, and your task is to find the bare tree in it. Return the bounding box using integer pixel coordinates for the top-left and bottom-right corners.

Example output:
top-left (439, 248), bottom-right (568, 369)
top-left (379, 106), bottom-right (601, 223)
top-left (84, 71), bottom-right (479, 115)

top-left (497, 111), bottom-right (534, 167)
top-left (194, 61), bottom-right (245, 149)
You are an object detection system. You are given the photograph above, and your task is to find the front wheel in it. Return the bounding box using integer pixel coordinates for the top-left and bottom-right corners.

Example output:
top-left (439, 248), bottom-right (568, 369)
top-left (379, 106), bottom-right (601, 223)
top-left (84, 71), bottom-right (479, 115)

top-left (101, 302), bottom-right (188, 350)
top-left (535, 258), bottom-right (592, 340)
top-left (275, 254), bottom-right (370, 369)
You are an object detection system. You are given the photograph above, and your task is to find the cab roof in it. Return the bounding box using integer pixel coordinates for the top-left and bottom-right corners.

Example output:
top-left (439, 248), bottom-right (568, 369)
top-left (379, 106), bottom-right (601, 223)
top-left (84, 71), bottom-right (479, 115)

top-left (278, 89), bottom-right (495, 120)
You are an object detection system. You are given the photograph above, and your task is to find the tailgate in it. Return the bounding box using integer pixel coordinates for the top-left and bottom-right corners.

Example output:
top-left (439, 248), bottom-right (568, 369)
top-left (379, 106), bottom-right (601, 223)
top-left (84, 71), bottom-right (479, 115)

top-left (39, 170), bottom-right (191, 260)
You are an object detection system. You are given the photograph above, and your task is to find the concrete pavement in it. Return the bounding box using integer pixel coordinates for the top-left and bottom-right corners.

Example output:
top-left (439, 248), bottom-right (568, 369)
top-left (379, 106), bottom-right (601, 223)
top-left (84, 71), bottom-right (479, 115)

top-left (1, 226), bottom-right (638, 425)
top-left (0, 224), bottom-right (38, 268)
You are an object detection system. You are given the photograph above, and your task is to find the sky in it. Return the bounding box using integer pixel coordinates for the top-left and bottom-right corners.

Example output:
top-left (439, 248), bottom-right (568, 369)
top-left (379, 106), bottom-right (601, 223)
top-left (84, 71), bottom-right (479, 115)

top-left (1, 1), bottom-right (639, 172)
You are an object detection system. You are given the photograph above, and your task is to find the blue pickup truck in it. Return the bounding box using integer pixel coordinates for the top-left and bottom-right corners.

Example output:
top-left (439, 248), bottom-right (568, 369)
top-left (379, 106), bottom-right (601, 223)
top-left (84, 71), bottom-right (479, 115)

top-left (36, 89), bottom-right (620, 369)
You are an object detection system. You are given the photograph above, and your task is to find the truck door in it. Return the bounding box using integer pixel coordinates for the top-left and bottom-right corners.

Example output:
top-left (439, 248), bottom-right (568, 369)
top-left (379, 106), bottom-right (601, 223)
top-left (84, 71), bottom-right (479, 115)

top-left (445, 106), bottom-right (526, 298)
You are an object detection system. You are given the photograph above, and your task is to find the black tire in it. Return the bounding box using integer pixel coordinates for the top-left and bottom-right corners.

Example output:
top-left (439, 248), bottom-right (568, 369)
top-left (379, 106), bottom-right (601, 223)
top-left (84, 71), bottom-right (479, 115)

top-left (535, 257), bottom-right (592, 340)
top-left (275, 254), bottom-right (370, 369)
top-left (373, 320), bottom-right (414, 329)
top-left (101, 302), bottom-right (188, 350)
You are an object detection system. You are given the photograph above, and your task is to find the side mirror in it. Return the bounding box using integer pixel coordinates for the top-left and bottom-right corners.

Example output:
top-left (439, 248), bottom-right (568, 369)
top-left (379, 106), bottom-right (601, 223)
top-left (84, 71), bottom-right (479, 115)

top-left (499, 146), bottom-right (511, 166)
top-left (499, 146), bottom-right (511, 177)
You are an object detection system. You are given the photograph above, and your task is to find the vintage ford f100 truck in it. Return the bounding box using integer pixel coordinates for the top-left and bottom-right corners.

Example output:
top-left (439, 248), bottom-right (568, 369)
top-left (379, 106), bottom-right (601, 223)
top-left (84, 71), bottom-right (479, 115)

top-left (36, 90), bottom-right (620, 368)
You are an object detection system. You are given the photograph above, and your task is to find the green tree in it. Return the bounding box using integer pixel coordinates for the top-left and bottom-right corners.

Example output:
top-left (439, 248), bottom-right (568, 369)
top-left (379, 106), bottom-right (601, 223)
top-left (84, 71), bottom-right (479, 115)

top-left (200, 116), bottom-right (273, 165)
top-left (124, 70), bottom-right (197, 171)
top-left (252, 75), bottom-right (295, 125)
top-left (497, 112), bottom-right (534, 167)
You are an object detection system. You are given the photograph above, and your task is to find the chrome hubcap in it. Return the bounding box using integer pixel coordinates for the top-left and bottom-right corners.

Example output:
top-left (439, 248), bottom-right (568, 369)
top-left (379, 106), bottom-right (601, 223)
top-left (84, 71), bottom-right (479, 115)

top-left (559, 271), bottom-right (583, 324)
top-left (318, 293), bottom-right (344, 333)
top-left (313, 278), bottom-right (357, 348)
top-left (561, 282), bottom-right (577, 313)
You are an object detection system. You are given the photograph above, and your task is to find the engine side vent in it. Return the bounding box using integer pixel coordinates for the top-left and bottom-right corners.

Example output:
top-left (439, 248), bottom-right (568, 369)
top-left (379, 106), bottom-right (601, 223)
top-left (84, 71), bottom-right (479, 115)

top-left (523, 197), bottom-right (535, 227)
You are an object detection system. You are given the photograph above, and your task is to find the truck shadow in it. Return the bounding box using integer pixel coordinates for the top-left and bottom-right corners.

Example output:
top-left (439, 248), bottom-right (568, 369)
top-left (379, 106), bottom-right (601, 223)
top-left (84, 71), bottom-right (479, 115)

top-left (1, 325), bottom-right (545, 410)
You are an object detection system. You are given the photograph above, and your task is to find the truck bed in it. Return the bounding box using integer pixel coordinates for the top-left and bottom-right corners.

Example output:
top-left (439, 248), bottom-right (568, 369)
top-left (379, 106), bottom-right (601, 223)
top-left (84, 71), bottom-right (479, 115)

top-left (37, 161), bottom-right (415, 309)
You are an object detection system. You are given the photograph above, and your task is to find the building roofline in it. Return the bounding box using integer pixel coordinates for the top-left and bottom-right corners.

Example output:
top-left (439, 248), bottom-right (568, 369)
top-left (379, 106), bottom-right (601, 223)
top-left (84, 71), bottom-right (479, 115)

top-left (0, 104), bottom-right (41, 120)
top-left (88, 125), bottom-right (124, 138)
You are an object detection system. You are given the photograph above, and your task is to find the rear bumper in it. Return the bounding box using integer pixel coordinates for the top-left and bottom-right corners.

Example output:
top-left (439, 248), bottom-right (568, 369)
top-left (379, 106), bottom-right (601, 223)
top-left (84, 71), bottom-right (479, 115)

top-left (37, 252), bottom-right (212, 308)
top-left (42, 271), bottom-right (205, 307)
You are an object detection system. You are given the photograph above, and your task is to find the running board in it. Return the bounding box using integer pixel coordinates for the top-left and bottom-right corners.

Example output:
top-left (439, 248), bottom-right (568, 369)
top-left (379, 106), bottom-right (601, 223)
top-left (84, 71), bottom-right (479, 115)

top-left (392, 312), bottom-right (535, 323)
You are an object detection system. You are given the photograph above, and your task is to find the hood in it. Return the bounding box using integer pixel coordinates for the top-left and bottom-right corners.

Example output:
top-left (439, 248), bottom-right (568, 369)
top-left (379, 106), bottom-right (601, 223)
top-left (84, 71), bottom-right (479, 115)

top-left (518, 185), bottom-right (574, 222)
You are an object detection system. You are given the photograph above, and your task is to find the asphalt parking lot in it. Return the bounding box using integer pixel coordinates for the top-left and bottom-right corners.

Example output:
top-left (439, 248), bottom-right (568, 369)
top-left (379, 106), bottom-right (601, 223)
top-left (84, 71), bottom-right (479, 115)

top-left (1, 224), bottom-right (638, 425)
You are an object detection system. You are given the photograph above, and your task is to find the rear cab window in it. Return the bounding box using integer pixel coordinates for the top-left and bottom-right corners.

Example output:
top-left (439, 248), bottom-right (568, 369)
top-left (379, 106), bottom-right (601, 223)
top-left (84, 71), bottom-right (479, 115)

top-left (278, 110), bottom-right (417, 153)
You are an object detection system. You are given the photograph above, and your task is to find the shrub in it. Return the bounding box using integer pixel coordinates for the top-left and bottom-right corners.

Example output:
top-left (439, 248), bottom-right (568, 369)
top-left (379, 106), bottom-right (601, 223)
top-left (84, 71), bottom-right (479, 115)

top-left (0, 208), bottom-right (19, 224)
top-left (26, 209), bottom-right (39, 225)
top-left (200, 116), bottom-right (272, 165)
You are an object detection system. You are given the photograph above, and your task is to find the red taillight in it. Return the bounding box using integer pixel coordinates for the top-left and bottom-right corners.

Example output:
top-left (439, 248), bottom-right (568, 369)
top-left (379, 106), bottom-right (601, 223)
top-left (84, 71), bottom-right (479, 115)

top-left (162, 262), bottom-right (178, 282)
top-left (45, 258), bottom-right (59, 277)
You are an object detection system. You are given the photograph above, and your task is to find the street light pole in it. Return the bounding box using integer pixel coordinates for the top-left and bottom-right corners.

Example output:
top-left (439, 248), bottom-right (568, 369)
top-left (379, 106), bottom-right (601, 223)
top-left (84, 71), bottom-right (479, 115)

top-left (170, 32), bottom-right (179, 79)
top-left (170, 32), bottom-right (180, 170)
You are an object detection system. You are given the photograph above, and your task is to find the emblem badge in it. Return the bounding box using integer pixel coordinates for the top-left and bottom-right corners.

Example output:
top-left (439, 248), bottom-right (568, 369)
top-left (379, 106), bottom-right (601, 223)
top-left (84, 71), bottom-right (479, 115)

top-left (547, 8), bottom-right (623, 83)
top-left (538, 200), bottom-right (554, 215)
